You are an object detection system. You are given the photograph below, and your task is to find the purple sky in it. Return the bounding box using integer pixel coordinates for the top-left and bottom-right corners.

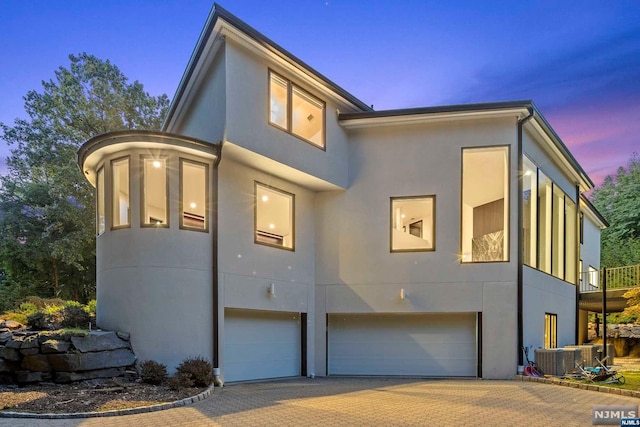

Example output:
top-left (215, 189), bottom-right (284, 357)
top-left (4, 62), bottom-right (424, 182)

top-left (1, 0), bottom-right (639, 186)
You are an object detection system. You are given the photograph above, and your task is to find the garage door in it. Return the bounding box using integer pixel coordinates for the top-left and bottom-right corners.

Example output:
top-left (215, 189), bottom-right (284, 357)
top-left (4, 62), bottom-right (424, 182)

top-left (224, 309), bottom-right (301, 382)
top-left (328, 313), bottom-right (477, 377)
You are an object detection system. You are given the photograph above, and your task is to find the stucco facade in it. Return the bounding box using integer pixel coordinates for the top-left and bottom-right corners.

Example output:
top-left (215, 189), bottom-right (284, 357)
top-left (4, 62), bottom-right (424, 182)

top-left (78, 4), bottom-right (606, 381)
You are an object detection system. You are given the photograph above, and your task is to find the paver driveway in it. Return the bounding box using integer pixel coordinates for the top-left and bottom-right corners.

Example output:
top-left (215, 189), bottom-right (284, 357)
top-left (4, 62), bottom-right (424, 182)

top-left (1, 377), bottom-right (638, 426)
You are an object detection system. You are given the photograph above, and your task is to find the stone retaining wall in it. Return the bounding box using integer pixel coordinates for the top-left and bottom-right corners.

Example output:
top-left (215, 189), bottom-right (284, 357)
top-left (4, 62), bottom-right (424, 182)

top-left (0, 322), bottom-right (136, 384)
top-left (588, 323), bottom-right (640, 357)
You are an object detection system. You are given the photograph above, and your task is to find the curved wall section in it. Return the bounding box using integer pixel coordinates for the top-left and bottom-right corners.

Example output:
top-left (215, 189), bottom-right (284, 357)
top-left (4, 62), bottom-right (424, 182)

top-left (79, 131), bottom-right (219, 372)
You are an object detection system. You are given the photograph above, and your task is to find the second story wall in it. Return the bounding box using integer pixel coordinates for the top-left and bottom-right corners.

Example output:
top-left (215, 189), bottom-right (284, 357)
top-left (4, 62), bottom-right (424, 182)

top-left (224, 40), bottom-right (351, 189)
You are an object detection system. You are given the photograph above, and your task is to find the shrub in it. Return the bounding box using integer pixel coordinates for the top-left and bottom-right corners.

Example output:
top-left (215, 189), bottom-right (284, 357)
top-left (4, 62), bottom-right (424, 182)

top-left (60, 305), bottom-right (91, 328)
top-left (140, 360), bottom-right (167, 385)
top-left (27, 311), bottom-right (48, 330)
top-left (176, 356), bottom-right (213, 387)
top-left (86, 299), bottom-right (97, 314)
top-left (17, 302), bottom-right (38, 315)
top-left (167, 372), bottom-right (194, 390)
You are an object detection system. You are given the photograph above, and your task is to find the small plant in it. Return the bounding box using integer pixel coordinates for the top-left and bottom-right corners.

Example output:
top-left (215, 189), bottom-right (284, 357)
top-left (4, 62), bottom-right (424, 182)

top-left (167, 372), bottom-right (194, 390)
top-left (140, 360), bottom-right (167, 385)
top-left (60, 305), bottom-right (91, 328)
top-left (60, 328), bottom-right (89, 338)
top-left (86, 299), bottom-right (97, 314)
top-left (176, 356), bottom-right (213, 387)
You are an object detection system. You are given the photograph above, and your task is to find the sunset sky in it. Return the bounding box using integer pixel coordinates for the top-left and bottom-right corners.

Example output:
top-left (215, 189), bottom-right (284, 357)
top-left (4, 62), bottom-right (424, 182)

top-left (1, 0), bottom-right (639, 186)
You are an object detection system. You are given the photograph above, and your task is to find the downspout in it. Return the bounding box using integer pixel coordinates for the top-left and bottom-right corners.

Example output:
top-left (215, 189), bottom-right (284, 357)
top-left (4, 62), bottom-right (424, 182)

top-left (212, 141), bottom-right (224, 387)
top-left (575, 184), bottom-right (581, 344)
top-left (517, 107), bottom-right (534, 366)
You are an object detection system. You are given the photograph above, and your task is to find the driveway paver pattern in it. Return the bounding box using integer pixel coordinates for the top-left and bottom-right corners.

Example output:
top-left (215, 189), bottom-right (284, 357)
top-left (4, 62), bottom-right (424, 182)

top-left (1, 377), bottom-right (638, 426)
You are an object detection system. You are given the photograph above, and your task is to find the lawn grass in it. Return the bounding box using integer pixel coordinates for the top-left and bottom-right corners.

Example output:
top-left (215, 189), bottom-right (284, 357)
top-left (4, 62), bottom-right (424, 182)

top-left (563, 371), bottom-right (640, 391)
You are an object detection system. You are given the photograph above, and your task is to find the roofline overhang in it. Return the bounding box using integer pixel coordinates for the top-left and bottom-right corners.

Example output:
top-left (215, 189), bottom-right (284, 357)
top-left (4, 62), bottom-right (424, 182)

top-left (162, 3), bottom-right (371, 132)
top-left (77, 130), bottom-right (220, 185)
top-left (580, 194), bottom-right (609, 229)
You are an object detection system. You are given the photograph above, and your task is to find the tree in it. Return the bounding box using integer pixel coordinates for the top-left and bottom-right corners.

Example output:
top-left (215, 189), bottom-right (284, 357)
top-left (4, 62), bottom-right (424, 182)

top-left (0, 53), bottom-right (169, 305)
top-left (590, 153), bottom-right (640, 268)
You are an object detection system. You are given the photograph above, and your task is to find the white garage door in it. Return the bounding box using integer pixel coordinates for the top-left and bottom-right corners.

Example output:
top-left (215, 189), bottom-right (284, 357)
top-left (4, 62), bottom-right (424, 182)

top-left (328, 313), bottom-right (477, 377)
top-left (224, 309), bottom-right (301, 382)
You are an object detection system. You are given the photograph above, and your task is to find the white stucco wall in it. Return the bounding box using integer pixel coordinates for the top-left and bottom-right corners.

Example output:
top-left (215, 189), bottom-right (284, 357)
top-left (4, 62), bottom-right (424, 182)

top-left (216, 157), bottom-right (316, 378)
top-left (96, 149), bottom-right (215, 372)
top-left (314, 117), bottom-right (520, 379)
top-left (223, 40), bottom-right (352, 189)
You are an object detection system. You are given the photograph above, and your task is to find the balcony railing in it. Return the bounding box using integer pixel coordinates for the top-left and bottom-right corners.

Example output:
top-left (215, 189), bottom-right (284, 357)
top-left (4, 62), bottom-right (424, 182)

top-left (579, 264), bottom-right (640, 293)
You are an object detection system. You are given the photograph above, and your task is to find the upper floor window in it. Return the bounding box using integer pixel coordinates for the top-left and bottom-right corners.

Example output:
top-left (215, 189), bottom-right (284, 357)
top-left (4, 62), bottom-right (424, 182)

top-left (391, 196), bottom-right (435, 252)
top-left (269, 70), bottom-right (325, 149)
top-left (96, 166), bottom-right (105, 235)
top-left (180, 159), bottom-right (208, 231)
top-left (255, 182), bottom-right (294, 250)
top-left (461, 146), bottom-right (509, 262)
top-left (111, 157), bottom-right (130, 229)
top-left (141, 157), bottom-right (168, 227)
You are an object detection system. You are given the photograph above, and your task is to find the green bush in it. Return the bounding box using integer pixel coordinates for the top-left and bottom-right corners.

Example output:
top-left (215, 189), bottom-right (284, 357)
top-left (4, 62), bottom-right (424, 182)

top-left (60, 305), bottom-right (91, 328)
top-left (26, 311), bottom-right (48, 330)
top-left (167, 372), bottom-right (194, 390)
top-left (86, 299), bottom-right (97, 314)
top-left (140, 360), bottom-right (167, 385)
top-left (176, 356), bottom-right (213, 387)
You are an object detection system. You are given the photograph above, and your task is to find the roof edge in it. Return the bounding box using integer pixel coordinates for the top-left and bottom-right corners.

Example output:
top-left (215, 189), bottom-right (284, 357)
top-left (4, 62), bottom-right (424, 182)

top-left (580, 194), bottom-right (609, 228)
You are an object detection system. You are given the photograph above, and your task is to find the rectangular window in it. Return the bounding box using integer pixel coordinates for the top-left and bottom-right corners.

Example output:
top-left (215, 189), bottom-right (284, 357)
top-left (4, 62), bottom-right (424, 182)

top-left (255, 182), bottom-right (294, 250)
top-left (552, 186), bottom-right (566, 279)
top-left (537, 171), bottom-right (552, 273)
top-left (180, 159), bottom-right (208, 231)
top-left (461, 146), bottom-right (509, 262)
top-left (141, 157), bottom-right (168, 227)
top-left (589, 265), bottom-right (599, 288)
top-left (268, 70), bottom-right (325, 149)
top-left (522, 156), bottom-right (537, 268)
top-left (96, 166), bottom-right (105, 235)
top-left (579, 260), bottom-right (584, 285)
top-left (544, 313), bottom-right (557, 349)
top-left (111, 157), bottom-right (130, 228)
top-left (565, 197), bottom-right (577, 283)
top-left (391, 196), bottom-right (435, 252)
top-left (579, 212), bottom-right (584, 244)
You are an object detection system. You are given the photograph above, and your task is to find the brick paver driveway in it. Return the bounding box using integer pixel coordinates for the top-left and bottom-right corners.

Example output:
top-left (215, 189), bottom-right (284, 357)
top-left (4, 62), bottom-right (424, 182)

top-left (2, 377), bottom-right (639, 426)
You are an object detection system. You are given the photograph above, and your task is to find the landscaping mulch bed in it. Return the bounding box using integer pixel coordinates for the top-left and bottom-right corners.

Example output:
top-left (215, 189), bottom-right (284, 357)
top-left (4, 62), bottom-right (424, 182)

top-left (0, 379), bottom-right (207, 414)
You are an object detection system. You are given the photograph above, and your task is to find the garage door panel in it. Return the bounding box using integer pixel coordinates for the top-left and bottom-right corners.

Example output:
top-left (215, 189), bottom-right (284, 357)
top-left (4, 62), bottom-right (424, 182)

top-left (224, 309), bottom-right (300, 382)
top-left (329, 313), bottom-right (477, 377)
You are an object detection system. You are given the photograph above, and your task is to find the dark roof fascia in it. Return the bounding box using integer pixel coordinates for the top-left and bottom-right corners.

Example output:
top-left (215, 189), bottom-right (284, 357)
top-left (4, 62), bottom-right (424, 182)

top-left (580, 194), bottom-right (610, 228)
top-left (163, 3), bottom-right (371, 131)
top-left (529, 102), bottom-right (595, 189)
top-left (77, 130), bottom-right (220, 171)
top-left (338, 100), bottom-right (534, 121)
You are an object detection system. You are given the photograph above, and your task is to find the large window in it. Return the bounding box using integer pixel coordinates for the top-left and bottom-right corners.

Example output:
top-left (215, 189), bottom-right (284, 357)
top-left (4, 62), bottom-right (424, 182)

top-left (269, 70), bottom-right (325, 149)
top-left (522, 157), bottom-right (537, 267)
top-left (96, 166), bottom-right (105, 235)
top-left (180, 159), bottom-right (208, 231)
top-left (111, 157), bottom-right (130, 228)
top-left (255, 182), bottom-right (294, 250)
top-left (524, 155), bottom-right (579, 283)
top-left (544, 313), bottom-right (557, 349)
top-left (461, 146), bottom-right (509, 262)
top-left (391, 196), bottom-right (435, 252)
top-left (141, 157), bottom-right (168, 227)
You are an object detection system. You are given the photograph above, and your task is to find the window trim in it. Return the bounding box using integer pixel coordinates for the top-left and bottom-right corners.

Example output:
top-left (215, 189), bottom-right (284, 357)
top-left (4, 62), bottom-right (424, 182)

top-left (140, 155), bottom-right (170, 228)
top-left (96, 164), bottom-right (105, 236)
top-left (254, 181), bottom-right (295, 252)
top-left (389, 194), bottom-right (436, 253)
top-left (460, 145), bottom-right (511, 263)
top-left (110, 155), bottom-right (131, 230)
top-left (179, 158), bottom-right (210, 233)
top-left (268, 69), bottom-right (326, 150)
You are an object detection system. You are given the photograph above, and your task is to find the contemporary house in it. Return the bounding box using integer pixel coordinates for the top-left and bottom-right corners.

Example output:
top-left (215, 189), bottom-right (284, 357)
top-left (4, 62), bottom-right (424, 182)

top-left (77, 4), bottom-right (607, 381)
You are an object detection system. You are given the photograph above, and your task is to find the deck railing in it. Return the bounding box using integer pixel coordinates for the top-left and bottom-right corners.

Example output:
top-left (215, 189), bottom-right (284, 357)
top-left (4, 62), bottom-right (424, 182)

top-left (579, 264), bottom-right (640, 293)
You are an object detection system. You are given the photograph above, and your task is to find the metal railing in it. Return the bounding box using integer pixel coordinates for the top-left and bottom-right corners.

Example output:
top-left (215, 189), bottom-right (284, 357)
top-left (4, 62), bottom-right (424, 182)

top-left (579, 264), bottom-right (640, 293)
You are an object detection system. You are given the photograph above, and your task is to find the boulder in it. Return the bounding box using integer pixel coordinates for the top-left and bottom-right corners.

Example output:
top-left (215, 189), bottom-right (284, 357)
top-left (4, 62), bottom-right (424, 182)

top-left (20, 335), bottom-right (39, 350)
top-left (20, 348), bottom-right (40, 356)
top-left (0, 347), bottom-right (20, 362)
top-left (116, 331), bottom-right (130, 341)
top-left (15, 371), bottom-right (43, 384)
top-left (55, 367), bottom-right (125, 384)
top-left (1, 320), bottom-right (24, 330)
top-left (41, 340), bottom-right (70, 354)
top-left (0, 331), bottom-right (11, 343)
top-left (0, 359), bottom-right (19, 373)
top-left (48, 348), bottom-right (135, 372)
top-left (71, 332), bottom-right (129, 353)
top-left (21, 355), bottom-right (51, 372)
top-left (5, 339), bottom-right (23, 349)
